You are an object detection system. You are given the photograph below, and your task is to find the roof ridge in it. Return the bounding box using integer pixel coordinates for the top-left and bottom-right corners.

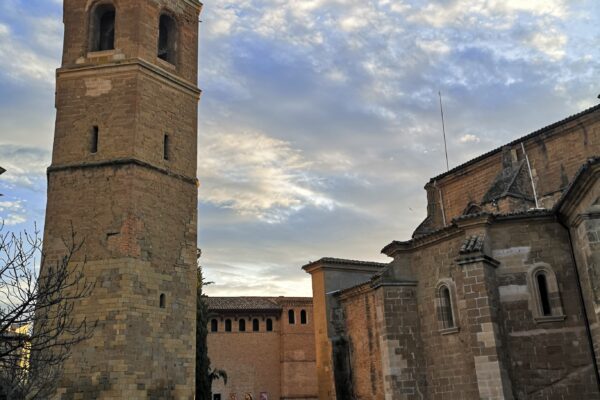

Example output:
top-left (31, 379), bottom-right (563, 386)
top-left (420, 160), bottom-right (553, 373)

top-left (429, 104), bottom-right (600, 183)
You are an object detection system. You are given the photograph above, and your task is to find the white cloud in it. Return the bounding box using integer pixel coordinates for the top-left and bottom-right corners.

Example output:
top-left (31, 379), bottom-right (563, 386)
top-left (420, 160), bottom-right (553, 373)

top-left (0, 200), bottom-right (27, 226)
top-left (0, 146), bottom-right (49, 190)
top-left (0, 22), bottom-right (58, 84)
top-left (199, 131), bottom-right (337, 223)
top-left (459, 134), bottom-right (481, 144)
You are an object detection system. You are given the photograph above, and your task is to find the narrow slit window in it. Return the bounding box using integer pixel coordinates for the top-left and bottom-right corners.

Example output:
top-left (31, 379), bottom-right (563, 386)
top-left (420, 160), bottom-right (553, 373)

top-left (253, 319), bottom-right (259, 332)
top-left (159, 293), bottom-right (166, 309)
top-left (225, 319), bottom-right (232, 332)
top-left (239, 319), bottom-right (246, 332)
top-left (300, 309), bottom-right (307, 324)
top-left (537, 273), bottom-right (552, 316)
top-left (440, 286), bottom-right (455, 329)
top-left (91, 126), bottom-right (99, 153)
top-left (288, 310), bottom-right (295, 325)
top-left (163, 134), bottom-right (170, 160)
top-left (90, 4), bottom-right (115, 52)
top-left (210, 319), bottom-right (218, 332)
top-left (266, 318), bottom-right (273, 332)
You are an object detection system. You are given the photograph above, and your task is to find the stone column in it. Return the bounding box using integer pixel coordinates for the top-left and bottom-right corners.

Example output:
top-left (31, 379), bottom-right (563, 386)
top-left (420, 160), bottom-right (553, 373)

top-left (458, 247), bottom-right (514, 399)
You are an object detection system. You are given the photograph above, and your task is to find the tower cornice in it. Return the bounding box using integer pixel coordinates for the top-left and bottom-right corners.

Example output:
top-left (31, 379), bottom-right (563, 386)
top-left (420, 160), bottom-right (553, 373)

top-left (57, 58), bottom-right (201, 98)
top-left (47, 158), bottom-right (197, 185)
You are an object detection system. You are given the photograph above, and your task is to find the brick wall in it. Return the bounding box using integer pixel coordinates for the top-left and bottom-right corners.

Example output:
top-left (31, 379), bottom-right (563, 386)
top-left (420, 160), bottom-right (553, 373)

top-left (208, 317), bottom-right (282, 400)
top-left (207, 301), bottom-right (318, 400)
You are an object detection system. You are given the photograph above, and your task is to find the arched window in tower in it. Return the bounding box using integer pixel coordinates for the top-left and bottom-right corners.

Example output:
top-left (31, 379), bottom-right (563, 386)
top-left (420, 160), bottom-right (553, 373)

top-left (158, 14), bottom-right (178, 64)
top-left (239, 319), bottom-right (246, 332)
top-left (225, 319), bottom-right (232, 332)
top-left (266, 318), bottom-right (273, 332)
top-left (536, 272), bottom-right (552, 316)
top-left (159, 293), bottom-right (166, 309)
top-left (210, 319), bottom-right (218, 332)
top-left (90, 3), bottom-right (115, 52)
top-left (288, 309), bottom-right (295, 325)
top-left (438, 285), bottom-right (455, 329)
top-left (252, 319), bottom-right (259, 332)
top-left (300, 309), bottom-right (307, 324)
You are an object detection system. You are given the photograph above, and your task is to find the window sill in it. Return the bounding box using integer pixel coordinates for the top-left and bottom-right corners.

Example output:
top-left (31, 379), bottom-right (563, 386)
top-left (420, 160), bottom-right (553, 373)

top-left (83, 50), bottom-right (124, 64)
top-left (440, 327), bottom-right (459, 335)
top-left (534, 315), bottom-right (566, 324)
top-left (156, 57), bottom-right (177, 71)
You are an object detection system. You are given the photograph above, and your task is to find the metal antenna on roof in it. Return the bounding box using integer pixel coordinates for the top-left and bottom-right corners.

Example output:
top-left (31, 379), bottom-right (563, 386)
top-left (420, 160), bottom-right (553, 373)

top-left (439, 91), bottom-right (450, 172)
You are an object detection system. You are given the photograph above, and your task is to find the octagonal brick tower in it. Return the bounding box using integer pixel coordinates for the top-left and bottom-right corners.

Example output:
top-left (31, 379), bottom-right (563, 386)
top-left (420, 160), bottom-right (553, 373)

top-left (42, 0), bottom-right (202, 398)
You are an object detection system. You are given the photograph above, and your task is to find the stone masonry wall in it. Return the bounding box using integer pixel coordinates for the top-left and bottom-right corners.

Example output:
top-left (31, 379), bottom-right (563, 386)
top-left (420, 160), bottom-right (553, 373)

top-left (409, 234), bottom-right (481, 398)
top-left (340, 288), bottom-right (385, 400)
top-left (43, 0), bottom-right (200, 397)
top-left (490, 218), bottom-right (599, 399)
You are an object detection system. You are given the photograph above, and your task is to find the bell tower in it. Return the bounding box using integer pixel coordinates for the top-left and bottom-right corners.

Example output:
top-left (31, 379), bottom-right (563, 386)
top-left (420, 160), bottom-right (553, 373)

top-left (43, 0), bottom-right (201, 398)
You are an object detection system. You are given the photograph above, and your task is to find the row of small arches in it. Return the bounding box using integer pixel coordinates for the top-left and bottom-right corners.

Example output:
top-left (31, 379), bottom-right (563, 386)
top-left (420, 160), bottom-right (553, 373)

top-left (211, 318), bottom-right (273, 333)
top-left (90, 2), bottom-right (178, 65)
top-left (210, 310), bottom-right (308, 333)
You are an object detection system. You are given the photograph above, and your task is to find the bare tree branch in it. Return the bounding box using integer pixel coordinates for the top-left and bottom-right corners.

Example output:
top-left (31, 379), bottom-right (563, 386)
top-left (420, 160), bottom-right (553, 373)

top-left (0, 224), bottom-right (96, 399)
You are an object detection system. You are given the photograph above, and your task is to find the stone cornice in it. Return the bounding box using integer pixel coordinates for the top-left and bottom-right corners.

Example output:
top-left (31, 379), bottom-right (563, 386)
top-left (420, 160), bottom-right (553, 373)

top-left (302, 257), bottom-right (388, 274)
top-left (456, 254), bottom-right (500, 268)
top-left (57, 58), bottom-right (201, 98)
top-left (47, 158), bottom-right (197, 185)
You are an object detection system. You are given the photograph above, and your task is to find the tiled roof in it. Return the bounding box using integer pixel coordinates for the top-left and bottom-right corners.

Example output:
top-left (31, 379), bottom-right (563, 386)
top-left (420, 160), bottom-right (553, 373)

top-left (429, 104), bottom-right (600, 183)
top-left (460, 235), bottom-right (485, 254)
top-left (206, 296), bottom-right (311, 311)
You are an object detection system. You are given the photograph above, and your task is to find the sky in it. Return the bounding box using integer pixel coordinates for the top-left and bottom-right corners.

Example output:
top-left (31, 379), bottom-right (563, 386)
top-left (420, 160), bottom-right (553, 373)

top-left (0, 0), bottom-right (599, 296)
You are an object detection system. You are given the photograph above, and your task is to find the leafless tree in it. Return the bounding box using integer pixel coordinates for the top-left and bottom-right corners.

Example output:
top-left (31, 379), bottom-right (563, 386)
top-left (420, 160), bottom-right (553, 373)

top-left (0, 225), bottom-right (95, 399)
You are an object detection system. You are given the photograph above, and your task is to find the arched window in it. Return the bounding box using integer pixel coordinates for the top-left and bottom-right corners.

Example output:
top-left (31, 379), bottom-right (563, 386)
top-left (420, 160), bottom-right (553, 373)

top-left (225, 319), bottom-right (232, 332)
top-left (210, 319), bottom-right (218, 332)
top-left (527, 264), bottom-right (566, 322)
top-left (439, 286), bottom-right (455, 329)
top-left (536, 272), bottom-right (552, 316)
top-left (266, 318), bottom-right (273, 332)
top-left (288, 310), bottom-right (295, 324)
top-left (90, 3), bottom-right (115, 52)
top-left (252, 319), bottom-right (259, 332)
top-left (159, 293), bottom-right (166, 309)
top-left (239, 319), bottom-right (246, 332)
top-left (436, 281), bottom-right (458, 333)
top-left (300, 310), bottom-right (307, 324)
top-left (157, 14), bottom-right (178, 64)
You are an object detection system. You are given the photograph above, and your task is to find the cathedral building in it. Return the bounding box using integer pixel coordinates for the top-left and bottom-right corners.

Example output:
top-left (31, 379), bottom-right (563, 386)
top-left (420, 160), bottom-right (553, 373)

top-left (207, 297), bottom-right (318, 400)
top-left (304, 105), bottom-right (600, 399)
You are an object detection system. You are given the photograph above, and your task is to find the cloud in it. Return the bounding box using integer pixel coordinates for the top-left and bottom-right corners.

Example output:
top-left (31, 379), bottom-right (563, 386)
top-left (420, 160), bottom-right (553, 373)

top-left (2, 0), bottom-right (600, 296)
top-left (459, 134), bottom-right (481, 144)
top-left (199, 130), bottom-right (337, 223)
top-left (0, 200), bottom-right (27, 226)
top-left (0, 145), bottom-right (49, 190)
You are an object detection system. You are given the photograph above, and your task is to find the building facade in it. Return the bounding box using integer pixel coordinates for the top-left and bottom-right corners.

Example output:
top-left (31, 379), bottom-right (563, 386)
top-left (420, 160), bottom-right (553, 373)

top-left (42, 0), bottom-right (201, 398)
top-left (207, 297), bottom-right (318, 400)
top-left (304, 105), bottom-right (600, 399)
